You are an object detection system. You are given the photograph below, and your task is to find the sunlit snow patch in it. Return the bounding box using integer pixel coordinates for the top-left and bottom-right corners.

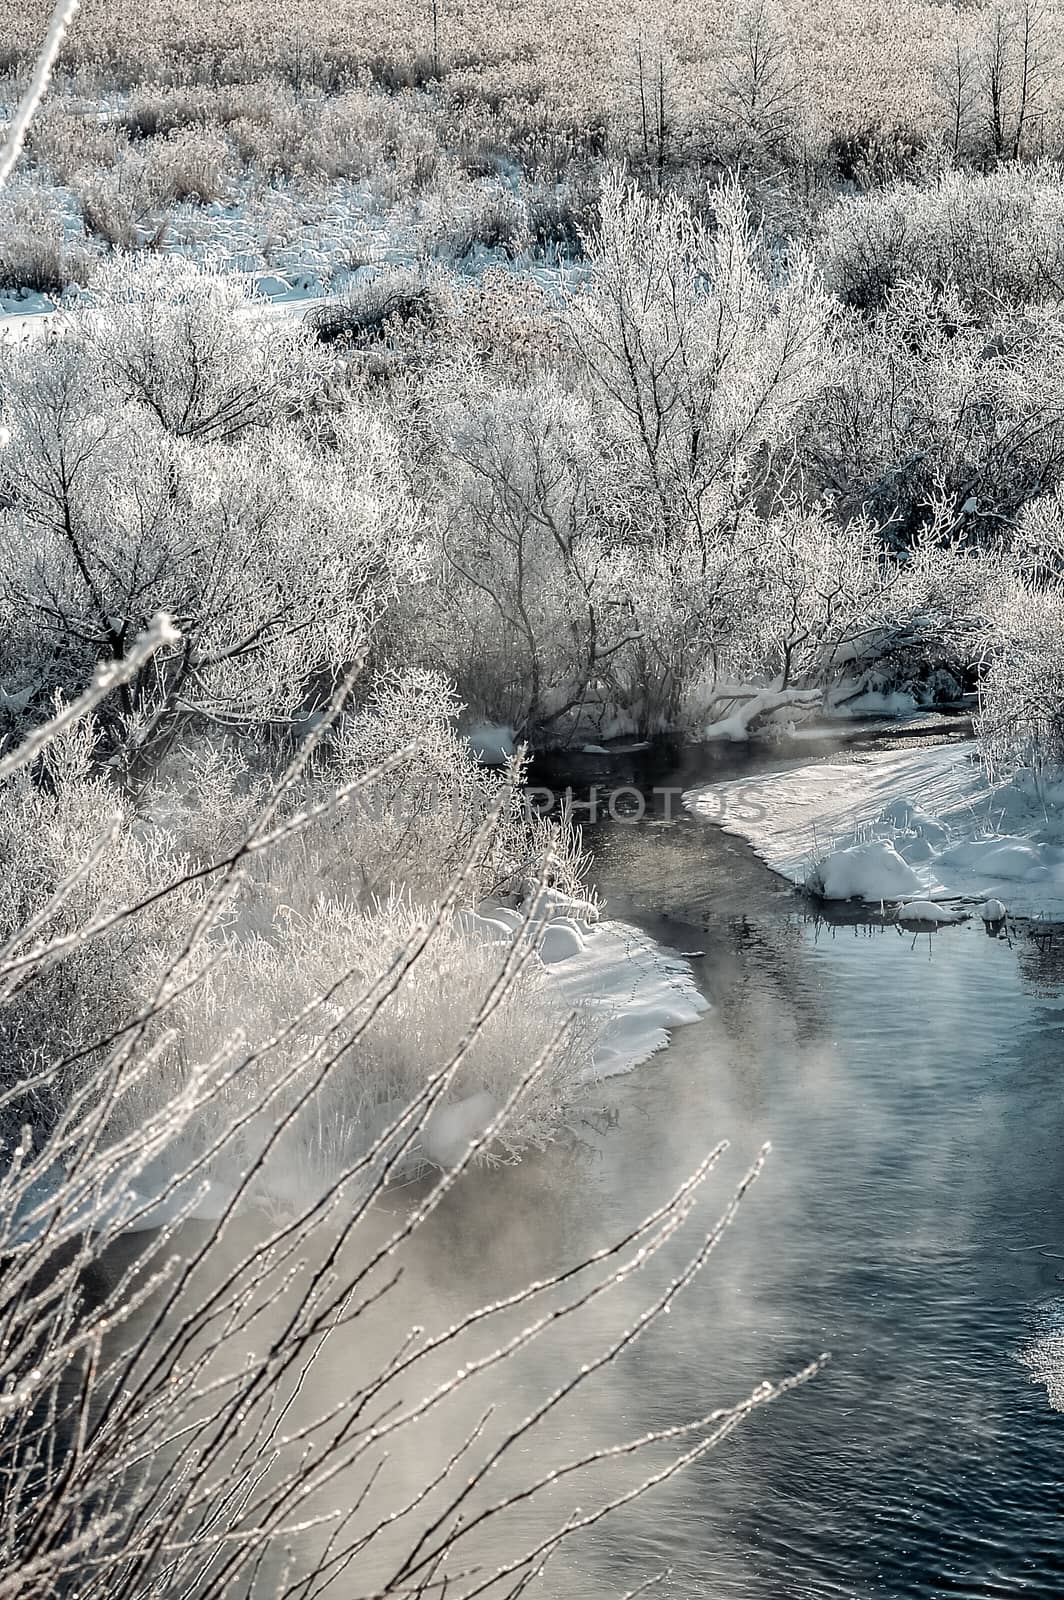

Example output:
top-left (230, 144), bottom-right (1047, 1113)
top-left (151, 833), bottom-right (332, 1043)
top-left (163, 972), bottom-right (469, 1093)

top-left (464, 891), bottom-right (709, 1079)
top-left (685, 740), bottom-right (1064, 919)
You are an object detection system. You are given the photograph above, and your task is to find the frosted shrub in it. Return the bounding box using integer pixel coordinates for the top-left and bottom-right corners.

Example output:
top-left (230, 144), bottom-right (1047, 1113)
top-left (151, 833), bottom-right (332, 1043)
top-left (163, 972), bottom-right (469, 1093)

top-left (26, 100), bottom-right (128, 183)
top-left (0, 714), bottom-right (207, 1130)
top-left (0, 182), bottom-right (93, 296)
top-left (806, 282), bottom-right (1064, 541)
top-left (310, 264), bottom-right (450, 351)
top-left (0, 352), bottom-right (404, 746)
top-left (1012, 480), bottom-right (1064, 577)
top-left (725, 509), bottom-right (892, 688)
top-left (318, 87), bottom-right (443, 185)
top-left (568, 173), bottom-right (830, 532)
top-left (601, 523), bottom-right (760, 735)
top-left (669, 507), bottom-right (943, 733)
top-left (981, 487), bottom-right (1064, 773)
top-left (311, 668), bottom-right (531, 903)
top-left (421, 169), bottom-right (531, 262)
top-left (143, 125), bottom-right (231, 203)
top-left (169, 891), bottom-right (596, 1197)
top-left (458, 268), bottom-right (565, 373)
top-left (124, 82), bottom-right (226, 140)
top-left (82, 255), bottom-right (324, 440)
top-left (821, 164), bottom-right (1064, 314)
top-left (979, 579), bottom-right (1064, 776)
top-left (75, 153), bottom-right (174, 250)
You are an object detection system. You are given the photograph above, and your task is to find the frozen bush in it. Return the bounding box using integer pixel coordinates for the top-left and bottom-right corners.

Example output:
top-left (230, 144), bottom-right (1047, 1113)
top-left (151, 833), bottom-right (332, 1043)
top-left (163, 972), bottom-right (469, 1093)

top-left (0, 182), bottom-right (93, 296)
top-left (523, 171), bottom-right (598, 257)
top-left (568, 173), bottom-right (831, 532)
top-left (979, 579), bottom-right (1064, 777)
top-left (80, 254), bottom-right (325, 439)
top-left (421, 170), bottom-right (531, 261)
top-left (123, 81), bottom-right (225, 140)
top-left (318, 87), bottom-right (443, 185)
top-left (600, 524), bottom-right (761, 735)
top-left (0, 346), bottom-right (408, 747)
top-left (143, 125), bottom-right (231, 202)
top-left (821, 164), bottom-right (1064, 314)
top-left (806, 282), bottom-right (1064, 541)
top-left (25, 100), bottom-right (128, 182)
top-left (0, 713), bottom-right (208, 1131)
top-left (981, 486), bottom-right (1064, 773)
top-left (826, 122), bottom-right (929, 189)
top-left (421, 369), bottom-right (630, 738)
top-left (71, 131), bottom-right (231, 243)
top-left (310, 264), bottom-right (450, 348)
top-left (303, 667), bottom-right (531, 904)
top-left (74, 153), bottom-right (174, 249)
top-left (458, 267), bottom-right (565, 372)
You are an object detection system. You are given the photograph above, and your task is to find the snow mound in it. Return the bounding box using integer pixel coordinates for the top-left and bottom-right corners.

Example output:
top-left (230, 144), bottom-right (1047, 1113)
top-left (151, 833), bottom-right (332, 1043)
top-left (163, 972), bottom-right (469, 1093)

top-left (504, 889), bottom-right (709, 1079)
top-left (546, 919), bottom-right (709, 1080)
top-left (807, 840), bottom-right (923, 901)
top-left (896, 900), bottom-right (965, 925)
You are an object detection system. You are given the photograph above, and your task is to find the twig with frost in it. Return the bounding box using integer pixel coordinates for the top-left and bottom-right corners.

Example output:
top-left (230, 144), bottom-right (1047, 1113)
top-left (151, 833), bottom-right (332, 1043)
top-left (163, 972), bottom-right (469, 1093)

top-left (1, 675), bottom-right (823, 1599)
top-left (0, 613), bottom-right (178, 783)
top-left (0, 0), bottom-right (80, 187)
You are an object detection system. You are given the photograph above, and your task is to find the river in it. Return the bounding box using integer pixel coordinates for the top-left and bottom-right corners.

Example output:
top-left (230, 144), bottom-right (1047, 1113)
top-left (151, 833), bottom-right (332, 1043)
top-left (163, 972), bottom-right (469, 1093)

top-left (564, 729), bottom-right (1064, 1597)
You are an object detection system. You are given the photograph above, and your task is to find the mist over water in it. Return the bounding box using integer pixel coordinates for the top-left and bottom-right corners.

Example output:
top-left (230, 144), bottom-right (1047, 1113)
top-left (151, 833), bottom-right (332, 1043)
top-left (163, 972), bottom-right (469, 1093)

top-left (115, 735), bottom-right (1064, 1599)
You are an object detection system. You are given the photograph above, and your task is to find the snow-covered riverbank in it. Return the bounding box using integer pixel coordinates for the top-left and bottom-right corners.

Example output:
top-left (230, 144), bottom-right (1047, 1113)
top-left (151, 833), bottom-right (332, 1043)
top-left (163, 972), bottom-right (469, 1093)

top-left (685, 739), bottom-right (1064, 921)
top-left (12, 900), bottom-right (708, 1243)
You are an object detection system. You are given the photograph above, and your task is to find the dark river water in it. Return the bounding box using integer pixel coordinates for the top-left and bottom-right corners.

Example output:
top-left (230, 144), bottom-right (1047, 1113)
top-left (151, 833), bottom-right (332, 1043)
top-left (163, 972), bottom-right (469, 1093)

top-left (558, 732), bottom-right (1064, 1598)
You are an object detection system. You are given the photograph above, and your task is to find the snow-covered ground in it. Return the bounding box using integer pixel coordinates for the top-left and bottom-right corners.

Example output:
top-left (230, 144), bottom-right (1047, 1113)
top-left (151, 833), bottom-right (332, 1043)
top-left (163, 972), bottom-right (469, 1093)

top-left (0, 170), bottom-right (582, 339)
top-left (685, 739), bottom-right (1064, 921)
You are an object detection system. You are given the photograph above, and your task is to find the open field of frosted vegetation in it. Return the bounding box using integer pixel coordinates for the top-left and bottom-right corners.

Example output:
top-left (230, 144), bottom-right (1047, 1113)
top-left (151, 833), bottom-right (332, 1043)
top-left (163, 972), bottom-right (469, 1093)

top-left (2, 0), bottom-right (1064, 1593)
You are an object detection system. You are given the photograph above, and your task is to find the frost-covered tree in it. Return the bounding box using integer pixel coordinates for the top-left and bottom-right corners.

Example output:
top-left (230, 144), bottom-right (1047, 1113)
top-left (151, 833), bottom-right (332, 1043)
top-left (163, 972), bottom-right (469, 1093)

top-left (976, 1), bottom-right (1054, 162)
top-left (82, 255), bottom-right (324, 442)
top-left (421, 368), bottom-right (638, 738)
top-left (715, 0), bottom-right (802, 165)
top-left (310, 667), bottom-right (537, 903)
top-left (566, 173), bottom-right (830, 535)
top-left (0, 284), bottom-right (414, 758)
